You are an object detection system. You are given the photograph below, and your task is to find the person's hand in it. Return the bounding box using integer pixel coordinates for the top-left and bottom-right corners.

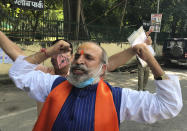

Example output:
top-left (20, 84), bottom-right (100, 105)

top-left (144, 31), bottom-right (152, 45)
top-left (133, 43), bottom-right (153, 62)
top-left (145, 36), bottom-right (152, 45)
top-left (46, 40), bottom-right (71, 57)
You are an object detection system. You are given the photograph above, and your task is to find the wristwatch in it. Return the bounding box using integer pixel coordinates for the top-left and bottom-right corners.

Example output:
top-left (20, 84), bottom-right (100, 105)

top-left (154, 73), bottom-right (168, 80)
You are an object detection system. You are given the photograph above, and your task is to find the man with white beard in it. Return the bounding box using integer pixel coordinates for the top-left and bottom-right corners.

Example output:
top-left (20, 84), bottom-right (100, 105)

top-left (9, 41), bottom-right (182, 131)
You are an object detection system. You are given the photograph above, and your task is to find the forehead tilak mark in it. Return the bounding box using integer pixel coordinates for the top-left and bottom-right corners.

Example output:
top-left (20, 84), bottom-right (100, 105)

top-left (81, 49), bottom-right (84, 55)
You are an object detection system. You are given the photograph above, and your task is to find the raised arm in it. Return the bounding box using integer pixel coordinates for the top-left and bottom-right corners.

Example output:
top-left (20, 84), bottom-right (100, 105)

top-left (0, 31), bottom-right (25, 61)
top-left (133, 43), bottom-right (163, 78)
top-left (108, 47), bottom-right (135, 71)
top-left (108, 34), bottom-right (152, 72)
top-left (24, 40), bottom-right (71, 64)
top-left (120, 43), bottom-right (182, 123)
top-left (9, 40), bottom-right (70, 102)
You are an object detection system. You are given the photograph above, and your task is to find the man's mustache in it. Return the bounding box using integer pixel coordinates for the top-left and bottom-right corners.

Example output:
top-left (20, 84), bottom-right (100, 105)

top-left (71, 64), bottom-right (88, 74)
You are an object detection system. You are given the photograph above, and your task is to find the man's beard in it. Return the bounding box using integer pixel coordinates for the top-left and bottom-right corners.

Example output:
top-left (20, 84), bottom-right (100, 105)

top-left (67, 64), bottom-right (102, 86)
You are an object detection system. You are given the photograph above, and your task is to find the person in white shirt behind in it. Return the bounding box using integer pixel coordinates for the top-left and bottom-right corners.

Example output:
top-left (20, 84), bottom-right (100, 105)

top-left (0, 31), bottom-right (74, 115)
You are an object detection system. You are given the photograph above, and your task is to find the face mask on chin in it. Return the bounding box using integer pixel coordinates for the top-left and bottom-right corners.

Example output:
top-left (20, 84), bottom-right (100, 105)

top-left (75, 77), bottom-right (95, 88)
top-left (67, 64), bottom-right (103, 88)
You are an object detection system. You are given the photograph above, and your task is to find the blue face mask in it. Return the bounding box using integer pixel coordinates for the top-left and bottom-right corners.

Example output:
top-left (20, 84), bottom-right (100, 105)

top-left (76, 78), bottom-right (95, 88)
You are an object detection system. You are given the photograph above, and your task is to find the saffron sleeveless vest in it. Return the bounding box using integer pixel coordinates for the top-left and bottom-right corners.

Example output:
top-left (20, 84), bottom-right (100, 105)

top-left (33, 78), bottom-right (121, 131)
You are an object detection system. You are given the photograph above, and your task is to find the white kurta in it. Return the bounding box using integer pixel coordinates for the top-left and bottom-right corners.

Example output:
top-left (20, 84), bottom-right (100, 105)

top-left (9, 56), bottom-right (183, 124)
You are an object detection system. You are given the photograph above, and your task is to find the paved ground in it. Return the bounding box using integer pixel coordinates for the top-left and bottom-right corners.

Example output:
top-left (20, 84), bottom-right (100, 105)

top-left (0, 67), bottom-right (187, 131)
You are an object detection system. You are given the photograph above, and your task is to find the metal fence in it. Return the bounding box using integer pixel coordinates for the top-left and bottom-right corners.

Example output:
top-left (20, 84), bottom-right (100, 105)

top-left (0, 16), bottom-right (63, 42)
top-left (0, 13), bottom-right (137, 43)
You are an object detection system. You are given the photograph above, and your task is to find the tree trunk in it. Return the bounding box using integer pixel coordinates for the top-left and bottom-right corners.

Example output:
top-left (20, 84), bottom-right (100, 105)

top-left (120, 0), bottom-right (128, 32)
top-left (75, 0), bottom-right (81, 40)
top-left (63, 0), bottom-right (89, 40)
top-left (31, 11), bottom-right (41, 41)
top-left (81, 8), bottom-right (89, 39)
top-left (63, 0), bottom-right (71, 40)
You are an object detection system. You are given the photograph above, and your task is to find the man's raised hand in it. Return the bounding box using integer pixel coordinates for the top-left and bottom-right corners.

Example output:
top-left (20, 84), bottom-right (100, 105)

top-left (46, 40), bottom-right (72, 57)
top-left (133, 43), bottom-right (153, 62)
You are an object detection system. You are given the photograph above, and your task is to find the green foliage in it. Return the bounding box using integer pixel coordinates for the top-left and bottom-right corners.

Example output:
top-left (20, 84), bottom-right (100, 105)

top-left (0, 0), bottom-right (187, 42)
top-left (159, 0), bottom-right (187, 37)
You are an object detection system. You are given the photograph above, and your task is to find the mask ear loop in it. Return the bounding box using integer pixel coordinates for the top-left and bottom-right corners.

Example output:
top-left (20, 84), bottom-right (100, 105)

top-left (91, 64), bottom-right (103, 84)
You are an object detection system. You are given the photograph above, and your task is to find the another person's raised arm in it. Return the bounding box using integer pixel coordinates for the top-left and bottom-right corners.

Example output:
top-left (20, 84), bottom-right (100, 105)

top-left (9, 40), bottom-right (71, 102)
top-left (24, 40), bottom-right (71, 64)
top-left (0, 31), bottom-right (24, 61)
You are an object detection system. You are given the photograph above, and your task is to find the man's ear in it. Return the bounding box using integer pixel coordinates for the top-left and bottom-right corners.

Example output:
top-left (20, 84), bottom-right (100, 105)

top-left (101, 64), bottom-right (107, 77)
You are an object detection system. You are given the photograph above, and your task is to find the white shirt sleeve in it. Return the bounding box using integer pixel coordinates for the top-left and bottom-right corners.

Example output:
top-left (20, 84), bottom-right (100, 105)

top-left (120, 75), bottom-right (183, 123)
top-left (9, 55), bottom-right (59, 102)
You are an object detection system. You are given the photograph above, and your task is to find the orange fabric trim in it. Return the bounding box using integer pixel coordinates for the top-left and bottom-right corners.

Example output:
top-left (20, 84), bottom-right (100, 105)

top-left (95, 79), bottom-right (119, 131)
top-left (33, 79), bottom-right (119, 131)
top-left (33, 80), bottom-right (72, 131)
